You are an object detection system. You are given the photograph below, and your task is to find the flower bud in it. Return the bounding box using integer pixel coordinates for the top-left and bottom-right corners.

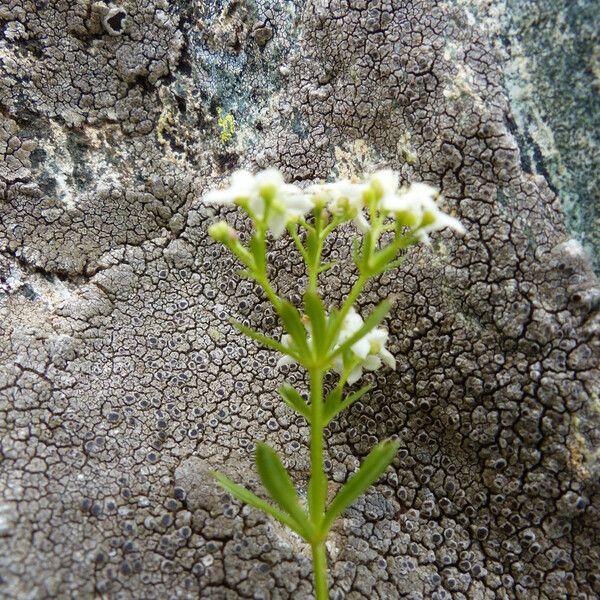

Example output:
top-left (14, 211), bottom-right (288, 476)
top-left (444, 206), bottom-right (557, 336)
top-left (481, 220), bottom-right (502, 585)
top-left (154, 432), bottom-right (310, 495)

top-left (208, 221), bottom-right (236, 244)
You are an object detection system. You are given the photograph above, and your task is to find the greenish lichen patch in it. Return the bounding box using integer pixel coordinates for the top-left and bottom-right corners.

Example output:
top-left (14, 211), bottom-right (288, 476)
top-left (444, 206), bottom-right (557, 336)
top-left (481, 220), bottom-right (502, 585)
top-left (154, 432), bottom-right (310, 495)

top-left (500, 0), bottom-right (600, 272)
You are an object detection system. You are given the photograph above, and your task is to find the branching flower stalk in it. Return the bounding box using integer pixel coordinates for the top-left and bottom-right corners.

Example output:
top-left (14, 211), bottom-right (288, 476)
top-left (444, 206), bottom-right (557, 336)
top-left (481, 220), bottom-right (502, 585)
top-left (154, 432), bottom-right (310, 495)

top-left (204, 168), bottom-right (464, 599)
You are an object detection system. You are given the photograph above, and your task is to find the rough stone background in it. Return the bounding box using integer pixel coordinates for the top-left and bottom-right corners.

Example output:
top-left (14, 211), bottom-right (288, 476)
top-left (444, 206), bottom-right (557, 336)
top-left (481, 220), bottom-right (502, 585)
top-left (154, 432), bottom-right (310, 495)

top-left (1, 1), bottom-right (599, 599)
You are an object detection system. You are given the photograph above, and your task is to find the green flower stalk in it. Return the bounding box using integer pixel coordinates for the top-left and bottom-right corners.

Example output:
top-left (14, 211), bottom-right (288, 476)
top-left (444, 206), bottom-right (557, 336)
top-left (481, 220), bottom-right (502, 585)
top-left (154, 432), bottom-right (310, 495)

top-left (203, 168), bottom-right (465, 599)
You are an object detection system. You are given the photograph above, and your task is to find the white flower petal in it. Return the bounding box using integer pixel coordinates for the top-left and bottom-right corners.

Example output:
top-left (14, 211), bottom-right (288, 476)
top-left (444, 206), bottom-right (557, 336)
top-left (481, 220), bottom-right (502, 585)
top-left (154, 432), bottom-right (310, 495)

top-left (203, 188), bottom-right (236, 205)
top-left (424, 211), bottom-right (466, 235)
top-left (363, 355), bottom-right (382, 371)
top-left (230, 170), bottom-right (256, 190)
top-left (269, 212), bottom-right (288, 239)
top-left (370, 169), bottom-right (399, 199)
top-left (408, 182), bottom-right (438, 200)
top-left (353, 211), bottom-right (371, 233)
top-left (366, 328), bottom-right (388, 353)
top-left (256, 168), bottom-right (284, 189)
top-left (380, 348), bottom-right (396, 370)
top-left (276, 355), bottom-right (296, 369)
top-left (347, 365), bottom-right (363, 385)
top-left (351, 337), bottom-right (371, 360)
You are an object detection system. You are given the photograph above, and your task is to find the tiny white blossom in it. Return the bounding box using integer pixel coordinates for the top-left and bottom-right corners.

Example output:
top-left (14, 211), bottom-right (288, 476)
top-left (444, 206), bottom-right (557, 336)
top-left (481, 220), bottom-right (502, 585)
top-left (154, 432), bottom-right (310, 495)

top-left (276, 334), bottom-right (297, 369)
top-left (417, 194), bottom-right (465, 243)
top-left (275, 305), bottom-right (395, 383)
top-left (309, 180), bottom-right (370, 232)
top-left (203, 170), bottom-right (255, 205)
top-left (380, 181), bottom-right (465, 240)
top-left (369, 169), bottom-right (400, 202)
top-left (204, 169), bottom-right (314, 238)
top-left (332, 306), bottom-right (396, 384)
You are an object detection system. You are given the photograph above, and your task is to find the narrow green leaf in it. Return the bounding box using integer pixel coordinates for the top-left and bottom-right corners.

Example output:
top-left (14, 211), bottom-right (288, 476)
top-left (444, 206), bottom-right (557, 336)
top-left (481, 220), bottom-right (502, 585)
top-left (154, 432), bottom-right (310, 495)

top-left (211, 471), bottom-right (304, 536)
top-left (351, 237), bottom-right (360, 262)
top-left (324, 384), bottom-right (373, 424)
top-left (255, 443), bottom-right (313, 539)
top-left (317, 261), bottom-right (336, 274)
top-left (230, 318), bottom-right (297, 359)
top-left (322, 439), bottom-right (400, 532)
top-left (328, 299), bottom-right (392, 361)
top-left (277, 300), bottom-right (310, 355)
top-left (278, 384), bottom-right (311, 422)
top-left (381, 256), bottom-right (406, 273)
top-left (324, 306), bottom-right (339, 350)
top-left (303, 291), bottom-right (327, 354)
top-left (324, 386), bottom-right (343, 409)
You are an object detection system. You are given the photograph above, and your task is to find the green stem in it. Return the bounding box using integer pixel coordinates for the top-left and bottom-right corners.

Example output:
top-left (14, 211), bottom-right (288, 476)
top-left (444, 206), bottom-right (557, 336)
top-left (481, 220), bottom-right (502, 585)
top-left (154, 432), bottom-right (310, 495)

top-left (308, 368), bottom-right (326, 521)
top-left (309, 367), bottom-right (328, 598)
top-left (311, 542), bottom-right (328, 600)
top-left (253, 226), bottom-right (282, 310)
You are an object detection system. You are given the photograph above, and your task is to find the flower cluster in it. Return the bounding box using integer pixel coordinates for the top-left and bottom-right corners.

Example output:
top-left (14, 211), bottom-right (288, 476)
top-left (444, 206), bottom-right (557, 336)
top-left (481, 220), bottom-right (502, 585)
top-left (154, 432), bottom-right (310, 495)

top-left (332, 307), bottom-right (396, 384)
top-left (276, 305), bottom-right (395, 385)
top-left (204, 167), bottom-right (465, 386)
top-left (204, 168), bottom-right (465, 242)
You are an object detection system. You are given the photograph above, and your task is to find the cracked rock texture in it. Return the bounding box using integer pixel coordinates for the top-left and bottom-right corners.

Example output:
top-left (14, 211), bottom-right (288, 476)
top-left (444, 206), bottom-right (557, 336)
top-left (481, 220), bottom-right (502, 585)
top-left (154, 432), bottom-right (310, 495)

top-left (1, 1), bottom-right (599, 599)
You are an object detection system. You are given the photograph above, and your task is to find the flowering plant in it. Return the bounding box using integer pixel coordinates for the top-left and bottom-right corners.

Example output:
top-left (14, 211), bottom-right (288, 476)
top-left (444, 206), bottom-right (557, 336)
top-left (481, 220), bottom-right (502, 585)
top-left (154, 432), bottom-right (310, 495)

top-left (205, 168), bottom-right (464, 599)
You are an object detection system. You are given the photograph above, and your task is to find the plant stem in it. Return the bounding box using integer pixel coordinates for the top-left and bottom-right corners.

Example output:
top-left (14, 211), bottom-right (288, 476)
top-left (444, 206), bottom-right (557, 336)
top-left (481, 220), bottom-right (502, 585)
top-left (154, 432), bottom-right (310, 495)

top-left (311, 541), bottom-right (329, 600)
top-left (308, 368), bottom-right (329, 598)
top-left (309, 368), bottom-right (326, 519)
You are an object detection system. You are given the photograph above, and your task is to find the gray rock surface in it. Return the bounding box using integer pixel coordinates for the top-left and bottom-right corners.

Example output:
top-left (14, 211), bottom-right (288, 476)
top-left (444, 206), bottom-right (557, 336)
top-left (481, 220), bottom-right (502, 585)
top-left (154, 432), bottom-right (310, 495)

top-left (1, 1), bottom-right (599, 599)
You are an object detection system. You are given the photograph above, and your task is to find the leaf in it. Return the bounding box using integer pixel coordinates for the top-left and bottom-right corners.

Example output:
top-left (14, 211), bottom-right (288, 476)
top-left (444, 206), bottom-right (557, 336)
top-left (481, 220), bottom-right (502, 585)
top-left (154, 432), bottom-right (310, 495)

top-left (322, 439), bottom-right (400, 532)
top-left (277, 300), bottom-right (310, 356)
top-left (211, 471), bottom-right (304, 536)
top-left (230, 318), bottom-right (297, 358)
top-left (324, 386), bottom-right (343, 410)
top-left (255, 443), bottom-right (313, 540)
top-left (372, 250), bottom-right (407, 276)
top-left (328, 299), bottom-right (392, 361)
top-left (324, 384), bottom-right (372, 424)
top-left (278, 384), bottom-right (311, 422)
top-left (317, 261), bottom-right (336, 274)
top-left (324, 306), bottom-right (339, 350)
top-left (303, 291), bottom-right (327, 354)
top-left (352, 237), bottom-right (362, 267)
top-left (381, 255), bottom-right (406, 274)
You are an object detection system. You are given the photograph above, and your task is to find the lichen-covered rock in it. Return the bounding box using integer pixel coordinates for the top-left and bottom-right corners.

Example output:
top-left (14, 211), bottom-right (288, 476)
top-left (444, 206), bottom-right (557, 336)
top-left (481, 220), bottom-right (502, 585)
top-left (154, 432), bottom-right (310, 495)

top-left (0, 1), bottom-right (598, 599)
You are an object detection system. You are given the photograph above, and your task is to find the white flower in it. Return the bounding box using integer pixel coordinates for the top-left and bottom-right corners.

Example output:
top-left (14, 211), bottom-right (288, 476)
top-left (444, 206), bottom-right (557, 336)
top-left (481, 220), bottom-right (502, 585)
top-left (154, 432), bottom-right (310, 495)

top-left (203, 170), bottom-right (255, 205)
top-left (380, 182), bottom-right (436, 227)
top-left (276, 334), bottom-right (297, 369)
top-left (332, 306), bottom-right (396, 384)
top-left (309, 180), bottom-right (370, 232)
top-left (369, 169), bottom-right (400, 203)
top-left (417, 194), bottom-right (465, 243)
top-left (203, 169), bottom-right (314, 238)
top-left (275, 305), bottom-right (396, 385)
top-left (380, 181), bottom-right (465, 241)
